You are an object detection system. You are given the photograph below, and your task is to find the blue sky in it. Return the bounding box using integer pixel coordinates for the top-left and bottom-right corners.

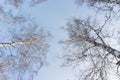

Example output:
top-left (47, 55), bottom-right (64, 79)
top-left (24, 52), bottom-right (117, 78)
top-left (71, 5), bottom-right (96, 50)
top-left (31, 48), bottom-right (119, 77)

top-left (19, 1), bottom-right (120, 80)
top-left (0, 0), bottom-right (120, 80)
top-left (21, 0), bottom-right (92, 80)
top-left (0, 0), bottom-right (96, 80)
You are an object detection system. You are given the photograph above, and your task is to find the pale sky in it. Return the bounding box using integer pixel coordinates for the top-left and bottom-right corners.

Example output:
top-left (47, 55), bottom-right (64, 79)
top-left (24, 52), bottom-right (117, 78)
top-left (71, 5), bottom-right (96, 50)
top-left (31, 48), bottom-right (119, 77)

top-left (26, 0), bottom-right (90, 80)
top-left (0, 0), bottom-right (120, 80)
top-left (27, 1), bottom-right (120, 80)
top-left (0, 0), bottom-right (109, 80)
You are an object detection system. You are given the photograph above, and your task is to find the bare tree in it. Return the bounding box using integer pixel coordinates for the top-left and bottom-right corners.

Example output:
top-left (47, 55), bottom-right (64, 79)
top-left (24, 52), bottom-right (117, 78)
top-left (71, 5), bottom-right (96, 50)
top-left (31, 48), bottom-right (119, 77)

top-left (60, 0), bottom-right (120, 80)
top-left (0, 25), bottom-right (49, 80)
top-left (0, 0), bottom-right (49, 80)
top-left (61, 18), bottom-right (120, 80)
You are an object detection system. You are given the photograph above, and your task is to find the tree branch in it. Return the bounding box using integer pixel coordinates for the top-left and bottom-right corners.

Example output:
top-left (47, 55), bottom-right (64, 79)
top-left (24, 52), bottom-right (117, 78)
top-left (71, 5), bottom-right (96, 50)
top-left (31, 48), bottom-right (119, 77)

top-left (0, 41), bottom-right (28, 47)
top-left (85, 36), bottom-right (120, 58)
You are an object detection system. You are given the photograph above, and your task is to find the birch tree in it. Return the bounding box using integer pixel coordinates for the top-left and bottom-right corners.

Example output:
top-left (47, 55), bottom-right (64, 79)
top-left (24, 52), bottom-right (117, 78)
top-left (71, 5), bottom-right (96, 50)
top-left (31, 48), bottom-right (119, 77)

top-left (0, 0), bottom-right (49, 80)
top-left (61, 0), bottom-right (120, 80)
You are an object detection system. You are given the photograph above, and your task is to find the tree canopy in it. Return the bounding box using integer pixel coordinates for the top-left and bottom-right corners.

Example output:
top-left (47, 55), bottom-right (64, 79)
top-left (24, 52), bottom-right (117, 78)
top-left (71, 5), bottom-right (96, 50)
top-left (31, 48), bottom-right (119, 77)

top-left (0, 0), bottom-right (49, 80)
top-left (61, 0), bottom-right (120, 80)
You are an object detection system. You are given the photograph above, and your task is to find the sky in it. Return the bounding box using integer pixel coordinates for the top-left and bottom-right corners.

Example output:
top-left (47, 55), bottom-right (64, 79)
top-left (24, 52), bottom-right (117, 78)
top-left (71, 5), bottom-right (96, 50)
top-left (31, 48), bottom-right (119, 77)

top-left (24, 0), bottom-right (108, 80)
top-left (30, 0), bottom-right (81, 80)
top-left (21, 0), bottom-right (92, 80)
top-left (25, 1), bottom-right (120, 80)
top-left (0, 0), bottom-right (91, 80)
top-left (0, 0), bottom-right (120, 80)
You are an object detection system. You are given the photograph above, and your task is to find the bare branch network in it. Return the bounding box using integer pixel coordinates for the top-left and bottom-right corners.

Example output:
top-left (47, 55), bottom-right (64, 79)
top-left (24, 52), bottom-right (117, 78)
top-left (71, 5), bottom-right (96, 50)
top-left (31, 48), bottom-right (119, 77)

top-left (61, 17), bottom-right (120, 80)
top-left (60, 0), bottom-right (120, 80)
top-left (0, 0), bottom-right (49, 80)
top-left (0, 26), bottom-right (49, 80)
